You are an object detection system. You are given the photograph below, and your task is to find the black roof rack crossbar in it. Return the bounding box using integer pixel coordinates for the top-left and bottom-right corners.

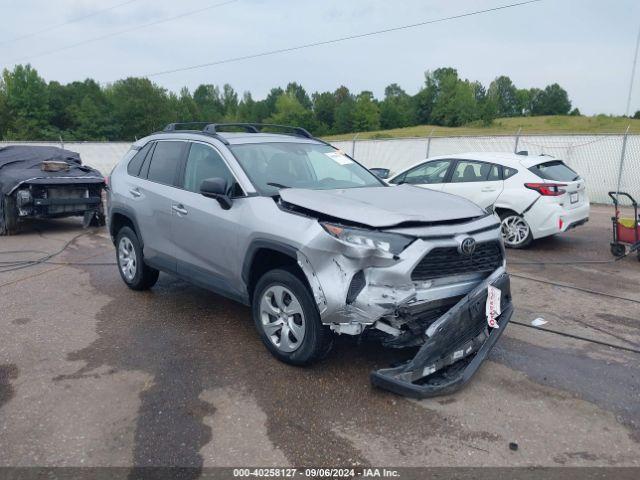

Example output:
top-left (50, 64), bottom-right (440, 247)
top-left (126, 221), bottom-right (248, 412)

top-left (203, 123), bottom-right (260, 134)
top-left (159, 122), bottom-right (230, 145)
top-left (163, 122), bottom-right (214, 131)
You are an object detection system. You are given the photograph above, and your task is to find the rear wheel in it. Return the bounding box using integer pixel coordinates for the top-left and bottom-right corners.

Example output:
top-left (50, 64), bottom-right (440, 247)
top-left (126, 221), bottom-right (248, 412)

top-left (499, 212), bottom-right (533, 249)
top-left (115, 226), bottom-right (159, 290)
top-left (0, 195), bottom-right (19, 236)
top-left (252, 268), bottom-right (332, 365)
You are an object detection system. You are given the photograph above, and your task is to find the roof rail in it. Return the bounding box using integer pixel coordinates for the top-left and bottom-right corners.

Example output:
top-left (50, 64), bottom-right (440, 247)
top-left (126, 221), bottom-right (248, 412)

top-left (204, 123), bottom-right (314, 139)
top-left (159, 122), bottom-right (329, 146)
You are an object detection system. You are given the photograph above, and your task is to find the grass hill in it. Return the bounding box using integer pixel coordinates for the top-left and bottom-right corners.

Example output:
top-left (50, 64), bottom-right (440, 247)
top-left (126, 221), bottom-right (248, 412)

top-left (323, 115), bottom-right (640, 141)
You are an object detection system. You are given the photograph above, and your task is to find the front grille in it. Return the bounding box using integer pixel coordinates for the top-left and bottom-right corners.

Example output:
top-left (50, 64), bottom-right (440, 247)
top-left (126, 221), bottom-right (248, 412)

top-left (411, 241), bottom-right (503, 281)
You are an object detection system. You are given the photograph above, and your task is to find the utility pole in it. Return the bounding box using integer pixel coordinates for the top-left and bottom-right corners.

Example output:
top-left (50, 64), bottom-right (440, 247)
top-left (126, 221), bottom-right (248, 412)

top-left (625, 23), bottom-right (640, 117)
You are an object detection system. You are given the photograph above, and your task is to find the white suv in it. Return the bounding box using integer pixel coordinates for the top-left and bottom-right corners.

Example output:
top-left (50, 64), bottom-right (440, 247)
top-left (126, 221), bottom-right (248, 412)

top-left (388, 152), bottom-right (590, 248)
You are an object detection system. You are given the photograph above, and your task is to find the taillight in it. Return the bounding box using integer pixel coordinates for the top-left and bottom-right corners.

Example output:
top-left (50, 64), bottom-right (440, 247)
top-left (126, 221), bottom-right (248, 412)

top-left (104, 175), bottom-right (110, 189)
top-left (524, 183), bottom-right (566, 196)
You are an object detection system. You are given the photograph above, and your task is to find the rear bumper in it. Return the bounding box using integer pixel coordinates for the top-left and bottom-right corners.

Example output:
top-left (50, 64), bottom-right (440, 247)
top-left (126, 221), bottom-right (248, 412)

top-left (370, 271), bottom-right (512, 398)
top-left (526, 200), bottom-right (590, 239)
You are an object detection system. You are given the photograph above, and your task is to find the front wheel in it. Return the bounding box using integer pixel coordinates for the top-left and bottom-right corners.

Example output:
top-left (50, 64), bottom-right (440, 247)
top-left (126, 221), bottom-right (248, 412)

top-left (252, 268), bottom-right (332, 365)
top-left (500, 212), bottom-right (533, 249)
top-left (0, 195), bottom-right (19, 236)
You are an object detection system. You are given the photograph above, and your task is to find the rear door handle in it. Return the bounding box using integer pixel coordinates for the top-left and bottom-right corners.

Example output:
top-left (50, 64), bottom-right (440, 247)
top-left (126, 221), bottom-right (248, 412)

top-left (129, 188), bottom-right (141, 197)
top-left (481, 187), bottom-right (497, 192)
top-left (172, 204), bottom-right (188, 215)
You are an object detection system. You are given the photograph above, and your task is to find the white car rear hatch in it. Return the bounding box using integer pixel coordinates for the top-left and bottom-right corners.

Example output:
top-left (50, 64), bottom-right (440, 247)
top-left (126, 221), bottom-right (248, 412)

top-left (521, 157), bottom-right (587, 209)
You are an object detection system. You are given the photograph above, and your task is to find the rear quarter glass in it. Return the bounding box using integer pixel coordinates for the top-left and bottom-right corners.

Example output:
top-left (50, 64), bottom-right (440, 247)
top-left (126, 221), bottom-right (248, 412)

top-left (528, 160), bottom-right (579, 182)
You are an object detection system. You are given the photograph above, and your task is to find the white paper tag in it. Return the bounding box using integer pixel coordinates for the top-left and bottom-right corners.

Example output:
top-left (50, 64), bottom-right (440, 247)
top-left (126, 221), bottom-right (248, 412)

top-left (486, 285), bottom-right (501, 329)
top-left (325, 151), bottom-right (353, 165)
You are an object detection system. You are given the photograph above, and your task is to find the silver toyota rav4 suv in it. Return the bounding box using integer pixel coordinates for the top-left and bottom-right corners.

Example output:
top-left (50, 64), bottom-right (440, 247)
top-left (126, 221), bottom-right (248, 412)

top-left (107, 123), bottom-right (513, 398)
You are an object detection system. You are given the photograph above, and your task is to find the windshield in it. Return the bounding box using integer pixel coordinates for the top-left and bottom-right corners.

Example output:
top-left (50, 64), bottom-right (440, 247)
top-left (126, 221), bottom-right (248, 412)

top-left (529, 160), bottom-right (580, 182)
top-left (230, 142), bottom-right (384, 195)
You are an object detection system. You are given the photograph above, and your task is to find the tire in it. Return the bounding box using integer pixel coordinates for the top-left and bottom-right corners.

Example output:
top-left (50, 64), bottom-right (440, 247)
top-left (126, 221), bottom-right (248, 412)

top-left (499, 211), bottom-right (533, 249)
top-left (115, 226), bottom-right (159, 290)
top-left (610, 243), bottom-right (626, 258)
top-left (0, 194), bottom-right (19, 236)
top-left (252, 268), bottom-right (332, 365)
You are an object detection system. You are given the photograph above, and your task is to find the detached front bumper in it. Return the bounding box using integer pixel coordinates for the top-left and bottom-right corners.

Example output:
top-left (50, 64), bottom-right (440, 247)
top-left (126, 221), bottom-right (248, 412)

top-left (370, 271), bottom-right (512, 398)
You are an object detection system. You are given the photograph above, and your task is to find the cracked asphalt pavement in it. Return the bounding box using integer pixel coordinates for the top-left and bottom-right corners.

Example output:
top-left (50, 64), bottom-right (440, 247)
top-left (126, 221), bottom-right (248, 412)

top-left (0, 205), bottom-right (639, 468)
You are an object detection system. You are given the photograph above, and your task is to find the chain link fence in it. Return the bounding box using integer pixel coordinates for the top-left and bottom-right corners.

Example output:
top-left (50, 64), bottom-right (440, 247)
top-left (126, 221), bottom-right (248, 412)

top-left (332, 132), bottom-right (640, 205)
top-left (2, 132), bottom-right (639, 204)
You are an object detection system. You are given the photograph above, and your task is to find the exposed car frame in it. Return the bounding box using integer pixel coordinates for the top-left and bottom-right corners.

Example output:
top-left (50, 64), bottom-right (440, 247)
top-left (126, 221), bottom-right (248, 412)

top-left (0, 146), bottom-right (105, 235)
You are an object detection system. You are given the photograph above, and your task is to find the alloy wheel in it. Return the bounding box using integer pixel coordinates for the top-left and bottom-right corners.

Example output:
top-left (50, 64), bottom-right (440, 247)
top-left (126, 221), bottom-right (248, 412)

top-left (118, 236), bottom-right (137, 281)
top-left (260, 285), bottom-right (306, 353)
top-left (501, 215), bottom-right (531, 247)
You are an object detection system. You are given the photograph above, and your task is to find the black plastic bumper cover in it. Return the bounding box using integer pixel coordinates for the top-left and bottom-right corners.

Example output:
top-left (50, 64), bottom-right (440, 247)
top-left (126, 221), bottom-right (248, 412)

top-left (370, 272), bottom-right (512, 399)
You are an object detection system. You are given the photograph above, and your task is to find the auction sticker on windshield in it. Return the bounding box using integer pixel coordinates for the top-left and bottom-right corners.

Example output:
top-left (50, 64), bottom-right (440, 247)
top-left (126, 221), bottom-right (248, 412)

top-left (325, 151), bottom-right (353, 165)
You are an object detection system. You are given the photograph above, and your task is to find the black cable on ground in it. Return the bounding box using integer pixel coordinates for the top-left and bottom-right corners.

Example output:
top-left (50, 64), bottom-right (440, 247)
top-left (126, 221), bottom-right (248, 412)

top-left (510, 320), bottom-right (640, 355)
top-left (0, 230), bottom-right (97, 273)
top-left (509, 272), bottom-right (640, 305)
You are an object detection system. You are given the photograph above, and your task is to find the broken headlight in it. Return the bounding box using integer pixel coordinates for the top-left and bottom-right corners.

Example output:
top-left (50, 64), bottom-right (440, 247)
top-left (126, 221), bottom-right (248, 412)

top-left (320, 222), bottom-right (414, 255)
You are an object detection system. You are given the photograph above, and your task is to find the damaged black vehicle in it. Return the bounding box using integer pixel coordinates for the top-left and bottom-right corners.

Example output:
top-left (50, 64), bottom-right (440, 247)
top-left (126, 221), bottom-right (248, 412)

top-left (107, 123), bottom-right (513, 398)
top-left (0, 146), bottom-right (105, 235)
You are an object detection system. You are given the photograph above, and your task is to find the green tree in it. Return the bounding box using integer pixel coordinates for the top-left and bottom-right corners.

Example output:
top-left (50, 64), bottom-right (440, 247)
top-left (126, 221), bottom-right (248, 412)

top-left (311, 91), bottom-right (336, 134)
top-left (236, 91), bottom-right (256, 122)
top-left (430, 69), bottom-right (479, 127)
top-left (633, 110), bottom-right (640, 120)
top-left (487, 76), bottom-right (518, 117)
top-left (379, 83), bottom-right (414, 129)
top-left (222, 84), bottom-right (238, 119)
top-left (106, 77), bottom-right (172, 140)
top-left (333, 86), bottom-right (355, 134)
top-left (352, 91), bottom-right (380, 132)
top-left (531, 83), bottom-right (571, 115)
top-left (193, 84), bottom-right (224, 121)
top-left (285, 82), bottom-right (312, 110)
top-left (266, 93), bottom-right (315, 131)
top-left (2, 64), bottom-right (52, 139)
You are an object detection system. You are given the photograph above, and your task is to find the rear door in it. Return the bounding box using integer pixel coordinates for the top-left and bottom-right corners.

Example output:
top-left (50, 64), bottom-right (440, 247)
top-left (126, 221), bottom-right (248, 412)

top-left (442, 160), bottom-right (504, 208)
top-left (171, 141), bottom-right (245, 299)
top-left (390, 159), bottom-right (453, 191)
top-left (135, 140), bottom-right (187, 272)
top-left (528, 160), bottom-right (587, 208)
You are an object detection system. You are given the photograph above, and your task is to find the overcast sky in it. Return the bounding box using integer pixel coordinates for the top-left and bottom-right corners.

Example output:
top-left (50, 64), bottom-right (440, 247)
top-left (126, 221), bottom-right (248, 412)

top-left (1, 0), bottom-right (639, 116)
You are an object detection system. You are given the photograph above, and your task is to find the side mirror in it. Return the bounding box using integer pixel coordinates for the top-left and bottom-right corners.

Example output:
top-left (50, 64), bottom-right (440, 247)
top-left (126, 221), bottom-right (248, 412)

top-left (200, 177), bottom-right (233, 210)
top-left (370, 168), bottom-right (391, 180)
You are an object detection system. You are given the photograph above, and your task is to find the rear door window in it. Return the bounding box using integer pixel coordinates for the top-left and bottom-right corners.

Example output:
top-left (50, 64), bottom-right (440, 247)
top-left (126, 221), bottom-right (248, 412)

top-left (146, 141), bottom-right (185, 186)
top-left (529, 160), bottom-right (579, 181)
top-left (451, 160), bottom-right (493, 183)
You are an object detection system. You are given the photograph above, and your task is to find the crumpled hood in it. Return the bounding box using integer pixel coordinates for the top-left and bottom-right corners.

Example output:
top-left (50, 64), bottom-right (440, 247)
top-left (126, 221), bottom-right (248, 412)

top-left (279, 184), bottom-right (485, 228)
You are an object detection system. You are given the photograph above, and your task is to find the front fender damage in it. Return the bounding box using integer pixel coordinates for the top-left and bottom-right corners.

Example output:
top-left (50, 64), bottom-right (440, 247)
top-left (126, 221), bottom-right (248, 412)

top-left (370, 270), bottom-right (512, 398)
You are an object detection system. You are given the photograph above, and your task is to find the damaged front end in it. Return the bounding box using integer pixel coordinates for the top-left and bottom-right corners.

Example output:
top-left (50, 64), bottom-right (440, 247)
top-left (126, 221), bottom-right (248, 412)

top-left (370, 270), bottom-right (512, 398)
top-left (283, 194), bottom-right (510, 397)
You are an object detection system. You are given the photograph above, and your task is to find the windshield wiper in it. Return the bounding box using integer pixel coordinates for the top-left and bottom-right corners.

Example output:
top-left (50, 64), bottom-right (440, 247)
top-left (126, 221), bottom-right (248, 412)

top-left (267, 182), bottom-right (290, 189)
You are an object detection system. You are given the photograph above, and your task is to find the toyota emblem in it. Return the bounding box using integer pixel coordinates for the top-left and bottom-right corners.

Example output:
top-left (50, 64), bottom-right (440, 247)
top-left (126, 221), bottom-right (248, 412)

top-left (460, 237), bottom-right (476, 256)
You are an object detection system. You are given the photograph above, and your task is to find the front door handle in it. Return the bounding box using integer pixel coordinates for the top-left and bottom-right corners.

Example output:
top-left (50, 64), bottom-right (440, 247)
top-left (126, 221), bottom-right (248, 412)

top-left (129, 188), bottom-right (141, 197)
top-left (172, 204), bottom-right (188, 216)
